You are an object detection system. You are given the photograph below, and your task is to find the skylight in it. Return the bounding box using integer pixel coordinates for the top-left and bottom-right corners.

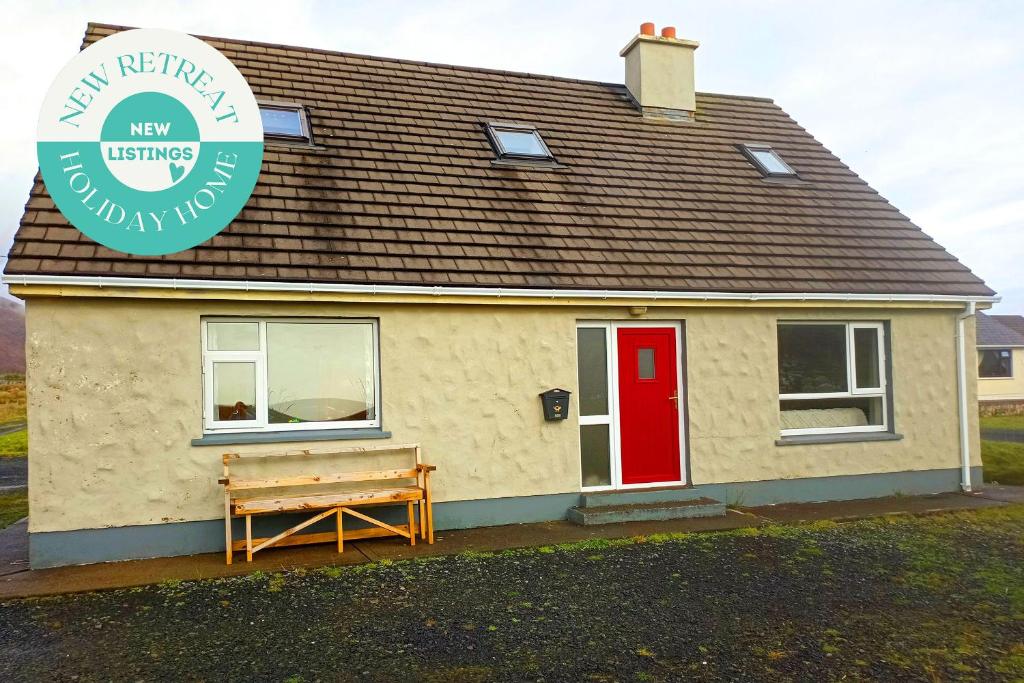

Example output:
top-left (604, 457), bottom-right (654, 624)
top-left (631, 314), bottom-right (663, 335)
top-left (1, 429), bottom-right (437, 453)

top-left (486, 123), bottom-right (554, 161)
top-left (740, 144), bottom-right (797, 178)
top-left (260, 105), bottom-right (310, 142)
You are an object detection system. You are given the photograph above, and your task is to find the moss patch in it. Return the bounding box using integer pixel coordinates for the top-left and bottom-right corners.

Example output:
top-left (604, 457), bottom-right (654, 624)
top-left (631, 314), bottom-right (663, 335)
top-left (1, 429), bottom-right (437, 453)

top-left (0, 490), bottom-right (27, 529)
top-left (982, 440), bottom-right (1024, 485)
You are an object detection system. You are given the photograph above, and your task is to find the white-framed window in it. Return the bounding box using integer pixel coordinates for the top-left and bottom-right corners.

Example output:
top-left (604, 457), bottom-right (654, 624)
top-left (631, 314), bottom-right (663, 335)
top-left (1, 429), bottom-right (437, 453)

top-left (485, 122), bottom-right (555, 162)
top-left (777, 321), bottom-right (888, 436)
top-left (739, 143), bottom-right (798, 178)
top-left (978, 349), bottom-right (1013, 378)
top-left (201, 318), bottom-right (380, 433)
top-left (259, 104), bottom-right (311, 142)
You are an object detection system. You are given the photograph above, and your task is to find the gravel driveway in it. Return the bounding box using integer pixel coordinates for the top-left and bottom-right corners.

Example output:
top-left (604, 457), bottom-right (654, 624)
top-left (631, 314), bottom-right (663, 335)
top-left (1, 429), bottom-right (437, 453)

top-left (1, 507), bottom-right (1022, 681)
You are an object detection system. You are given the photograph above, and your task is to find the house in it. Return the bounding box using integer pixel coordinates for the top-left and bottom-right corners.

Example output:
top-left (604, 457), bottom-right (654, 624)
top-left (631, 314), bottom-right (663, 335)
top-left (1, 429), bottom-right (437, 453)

top-left (3, 22), bottom-right (997, 568)
top-left (976, 312), bottom-right (1024, 407)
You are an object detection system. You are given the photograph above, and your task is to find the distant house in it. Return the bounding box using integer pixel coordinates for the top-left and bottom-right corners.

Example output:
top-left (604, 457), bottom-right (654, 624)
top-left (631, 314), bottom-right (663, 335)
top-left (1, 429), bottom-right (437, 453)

top-left (976, 312), bottom-right (1024, 406)
top-left (3, 22), bottom-right (998, 568)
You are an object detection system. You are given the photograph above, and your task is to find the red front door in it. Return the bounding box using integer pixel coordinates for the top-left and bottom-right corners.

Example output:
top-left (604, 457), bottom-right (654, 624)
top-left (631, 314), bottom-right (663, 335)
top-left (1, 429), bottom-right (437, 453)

top-left (617, 327), bottom-right (682, 485)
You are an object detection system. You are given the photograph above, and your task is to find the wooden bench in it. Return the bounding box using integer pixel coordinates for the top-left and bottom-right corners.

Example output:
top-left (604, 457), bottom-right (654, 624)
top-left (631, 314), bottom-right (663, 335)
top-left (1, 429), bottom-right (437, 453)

top-left (220, 443), bottom-right (435, 564)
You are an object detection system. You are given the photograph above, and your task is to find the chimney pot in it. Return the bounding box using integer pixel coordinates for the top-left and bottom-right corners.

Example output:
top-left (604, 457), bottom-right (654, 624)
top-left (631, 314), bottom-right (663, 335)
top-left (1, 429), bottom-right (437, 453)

top-left (640, 22), bottom-right (655, 36)
top-left (661, 26), bottom-right (677, 39)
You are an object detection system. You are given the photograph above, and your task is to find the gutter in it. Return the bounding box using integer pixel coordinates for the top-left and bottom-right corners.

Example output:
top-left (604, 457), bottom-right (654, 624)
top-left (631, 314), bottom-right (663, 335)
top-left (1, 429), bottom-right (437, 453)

top-left (0, 274), bottom-right (1003, 305)
top-left (955, 301), bottom-right (977, 492)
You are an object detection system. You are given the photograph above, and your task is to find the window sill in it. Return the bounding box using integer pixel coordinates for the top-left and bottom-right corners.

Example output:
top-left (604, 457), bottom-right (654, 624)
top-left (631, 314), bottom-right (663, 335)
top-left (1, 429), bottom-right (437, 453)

top-left (191, 428), bottom-right (392, 447)
top-left (775, 432), bottom-right (903, 447)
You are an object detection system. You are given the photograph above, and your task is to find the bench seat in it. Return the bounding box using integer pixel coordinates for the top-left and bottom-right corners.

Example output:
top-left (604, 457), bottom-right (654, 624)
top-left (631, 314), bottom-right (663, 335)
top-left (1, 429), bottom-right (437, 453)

top-left (233, 486), bottom-right (424, 515)
top-left (220, 444), bottom-right (436, 564)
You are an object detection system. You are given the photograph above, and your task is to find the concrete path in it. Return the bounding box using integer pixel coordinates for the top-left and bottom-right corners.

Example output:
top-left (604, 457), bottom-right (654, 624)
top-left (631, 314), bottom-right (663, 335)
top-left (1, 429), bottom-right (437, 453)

top-left (0, 458), bottom-right (26, 491)
top-left (0, 519), bottom-right (28, 577)
top-left (975, 483), bottom-right (1024, 504)
top-left (981, 428), bottom-right (1024, 443)
top-left (1, 488), bottom-right (1021, 600)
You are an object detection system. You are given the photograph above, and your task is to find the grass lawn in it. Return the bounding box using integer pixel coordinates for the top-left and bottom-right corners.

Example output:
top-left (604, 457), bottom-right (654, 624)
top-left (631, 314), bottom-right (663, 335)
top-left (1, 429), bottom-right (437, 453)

top-left (981, 414), bottom-right (1024, 431)
top-left (1, 506), bottom-right (1022, 680)
top-left (0, 490), bottom-right (27, 530)
top-left (983, 440), bottom-right (1024, 485)
top-left (0, 429), bottom-right (26, 458)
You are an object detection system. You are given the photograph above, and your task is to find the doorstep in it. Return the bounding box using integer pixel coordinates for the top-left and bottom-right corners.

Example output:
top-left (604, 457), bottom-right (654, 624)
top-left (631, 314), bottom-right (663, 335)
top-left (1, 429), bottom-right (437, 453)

top-left (0, 490), bottom-right (1018, 600)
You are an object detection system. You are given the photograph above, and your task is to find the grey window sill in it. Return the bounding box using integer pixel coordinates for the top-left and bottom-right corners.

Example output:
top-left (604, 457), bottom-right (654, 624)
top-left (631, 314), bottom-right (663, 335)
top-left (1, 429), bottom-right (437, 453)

top-left (776, 432), bottom-right (903, 447)
top-left (191, 428), bottom-right (391, 447)
top-left (491, 159), bottom-right (568, 170)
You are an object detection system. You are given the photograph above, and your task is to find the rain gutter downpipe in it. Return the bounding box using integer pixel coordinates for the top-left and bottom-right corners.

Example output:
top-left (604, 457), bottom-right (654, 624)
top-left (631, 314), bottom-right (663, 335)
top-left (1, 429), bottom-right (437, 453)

top-left (955, 301), bottom-right (976, 492)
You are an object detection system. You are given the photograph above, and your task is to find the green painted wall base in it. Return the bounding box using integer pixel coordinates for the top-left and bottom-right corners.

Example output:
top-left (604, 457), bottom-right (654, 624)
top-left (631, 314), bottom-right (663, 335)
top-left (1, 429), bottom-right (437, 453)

top-left (28, 466), bottom-right (982, 568)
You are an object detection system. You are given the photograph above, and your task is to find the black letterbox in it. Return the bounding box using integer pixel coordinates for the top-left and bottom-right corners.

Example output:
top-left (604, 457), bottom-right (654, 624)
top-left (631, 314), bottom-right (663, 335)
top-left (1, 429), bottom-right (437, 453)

top-left (539, 388), bottom-right (571, 421)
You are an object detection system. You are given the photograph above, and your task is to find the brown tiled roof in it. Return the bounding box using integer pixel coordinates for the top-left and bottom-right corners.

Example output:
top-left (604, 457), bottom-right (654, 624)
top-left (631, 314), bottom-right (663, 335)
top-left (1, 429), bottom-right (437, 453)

top-left (4, 23), bottom-right (994, 296)
top-left (977, 312), bottom-right (1024, 347)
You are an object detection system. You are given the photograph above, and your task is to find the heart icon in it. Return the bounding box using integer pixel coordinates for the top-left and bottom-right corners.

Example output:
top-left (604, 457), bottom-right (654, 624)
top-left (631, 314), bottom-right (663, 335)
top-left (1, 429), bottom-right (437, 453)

top-left (169, 162), bottom-right (185, 184)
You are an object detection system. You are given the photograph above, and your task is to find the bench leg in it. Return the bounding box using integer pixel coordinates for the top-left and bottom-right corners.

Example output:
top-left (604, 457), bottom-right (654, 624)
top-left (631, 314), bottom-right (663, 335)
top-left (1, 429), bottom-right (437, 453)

top-left (224, 498), bottom-right (233, 566)
top-left (342, 507), bottom-right (350, 557)
top-left (245, 514), bottom-right (253, 562)
top-left (407, 501), bottom-right (416, 546)
top-left (425, 473), bottom-right (434, 545)
top-left (419, 500), bottom-right (426, 541)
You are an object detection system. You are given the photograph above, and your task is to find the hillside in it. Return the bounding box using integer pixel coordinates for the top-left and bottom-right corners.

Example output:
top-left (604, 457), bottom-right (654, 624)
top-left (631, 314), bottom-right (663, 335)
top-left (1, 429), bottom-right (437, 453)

top-left (0, 298), bottom-right (25, 373)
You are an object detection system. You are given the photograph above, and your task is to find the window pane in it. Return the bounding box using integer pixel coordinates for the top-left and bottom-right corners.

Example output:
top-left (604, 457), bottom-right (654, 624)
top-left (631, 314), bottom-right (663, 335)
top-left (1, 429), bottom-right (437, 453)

top-left (261, 107), bottom-right (304, 137)
top-left (979, 349), bottom-right (1012, 378)
top-left (267, 322), bottom-right (375, 424)
top-left (577, 328), bottom-right (608, 416)
top-left (750, 149), bottom-right (792, 174)
top-left (213, 362), bottom-right (256, 421)
top-left (780, 397), bottom-right (884, 430)
top-left (638, 348), bottom-right (655, 379)
top-left (854, 327), bottom-right (881, 389)
top-left (208, 322), bottom-right (259, 351)
top-left (495, 129), bottom-right (547, 157)
top-left (580, 424), bottom-right (611, 487)
top-left (778, 324), bottom-right (848, 394)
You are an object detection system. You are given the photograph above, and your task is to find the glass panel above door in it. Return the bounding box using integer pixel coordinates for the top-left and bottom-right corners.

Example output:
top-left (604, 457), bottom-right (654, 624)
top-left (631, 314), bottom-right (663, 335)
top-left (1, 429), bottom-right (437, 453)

top-left (577, 328), bottom-right (609, 416)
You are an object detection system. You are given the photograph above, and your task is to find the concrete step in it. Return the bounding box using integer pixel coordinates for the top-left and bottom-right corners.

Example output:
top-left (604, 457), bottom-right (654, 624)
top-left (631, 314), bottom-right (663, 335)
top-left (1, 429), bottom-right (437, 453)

top-left (567, 496), bottom-right (726, 526)
top-left (579, 485), bottom-right (707, 508)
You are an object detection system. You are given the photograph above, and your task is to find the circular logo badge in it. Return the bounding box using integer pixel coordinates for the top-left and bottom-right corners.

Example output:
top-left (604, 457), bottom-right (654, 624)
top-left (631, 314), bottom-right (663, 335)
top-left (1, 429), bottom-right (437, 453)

top-left (37, 29), bottom-right (263, 255)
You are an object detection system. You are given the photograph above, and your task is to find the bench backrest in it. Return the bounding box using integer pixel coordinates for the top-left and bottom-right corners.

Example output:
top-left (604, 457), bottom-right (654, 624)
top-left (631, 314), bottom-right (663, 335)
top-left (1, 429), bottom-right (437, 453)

top-left (221, 443), bottom-right (422, 494)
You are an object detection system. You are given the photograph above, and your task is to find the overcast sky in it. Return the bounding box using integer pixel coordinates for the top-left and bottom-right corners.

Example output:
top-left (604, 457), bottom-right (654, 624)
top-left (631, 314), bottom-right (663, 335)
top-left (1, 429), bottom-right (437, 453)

top-left (0, 0), bottom-right (1020, 311)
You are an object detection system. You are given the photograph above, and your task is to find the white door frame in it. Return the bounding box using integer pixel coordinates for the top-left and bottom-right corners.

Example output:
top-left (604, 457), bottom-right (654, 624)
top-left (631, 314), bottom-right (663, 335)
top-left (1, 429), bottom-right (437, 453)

top-left (576, 320), bottom-right (688, 491)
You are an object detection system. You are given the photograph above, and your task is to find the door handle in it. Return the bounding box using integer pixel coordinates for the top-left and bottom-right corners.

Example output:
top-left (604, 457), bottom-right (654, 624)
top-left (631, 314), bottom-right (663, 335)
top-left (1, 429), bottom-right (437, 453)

top-left (669, 392), bottom-right (679, 406)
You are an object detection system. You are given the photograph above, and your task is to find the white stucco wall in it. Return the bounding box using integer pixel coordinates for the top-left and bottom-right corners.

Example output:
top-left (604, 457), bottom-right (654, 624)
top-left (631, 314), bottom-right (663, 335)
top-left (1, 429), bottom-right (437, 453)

top-left (24, 297), bottom-right (980, 533)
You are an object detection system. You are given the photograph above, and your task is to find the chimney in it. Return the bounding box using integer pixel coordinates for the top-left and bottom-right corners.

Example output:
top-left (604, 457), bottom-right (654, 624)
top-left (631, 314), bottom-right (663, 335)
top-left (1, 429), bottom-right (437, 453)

top-left (620, 23), bottom-right (699, 120)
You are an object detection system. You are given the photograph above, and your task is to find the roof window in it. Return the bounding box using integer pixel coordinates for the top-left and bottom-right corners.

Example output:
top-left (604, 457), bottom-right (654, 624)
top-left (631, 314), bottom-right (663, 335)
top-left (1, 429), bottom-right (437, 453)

top-left (486, 123), bottom-right (554, 162)
top-left (740, 144), bottom-right (797, 178)
top-left (260, 104), bottom-right (310, 143)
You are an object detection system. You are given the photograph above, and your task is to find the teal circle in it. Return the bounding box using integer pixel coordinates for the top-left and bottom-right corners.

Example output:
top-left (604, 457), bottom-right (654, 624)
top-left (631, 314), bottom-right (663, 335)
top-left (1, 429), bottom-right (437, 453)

top-left (100, 92), bottom-right (200, 142)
